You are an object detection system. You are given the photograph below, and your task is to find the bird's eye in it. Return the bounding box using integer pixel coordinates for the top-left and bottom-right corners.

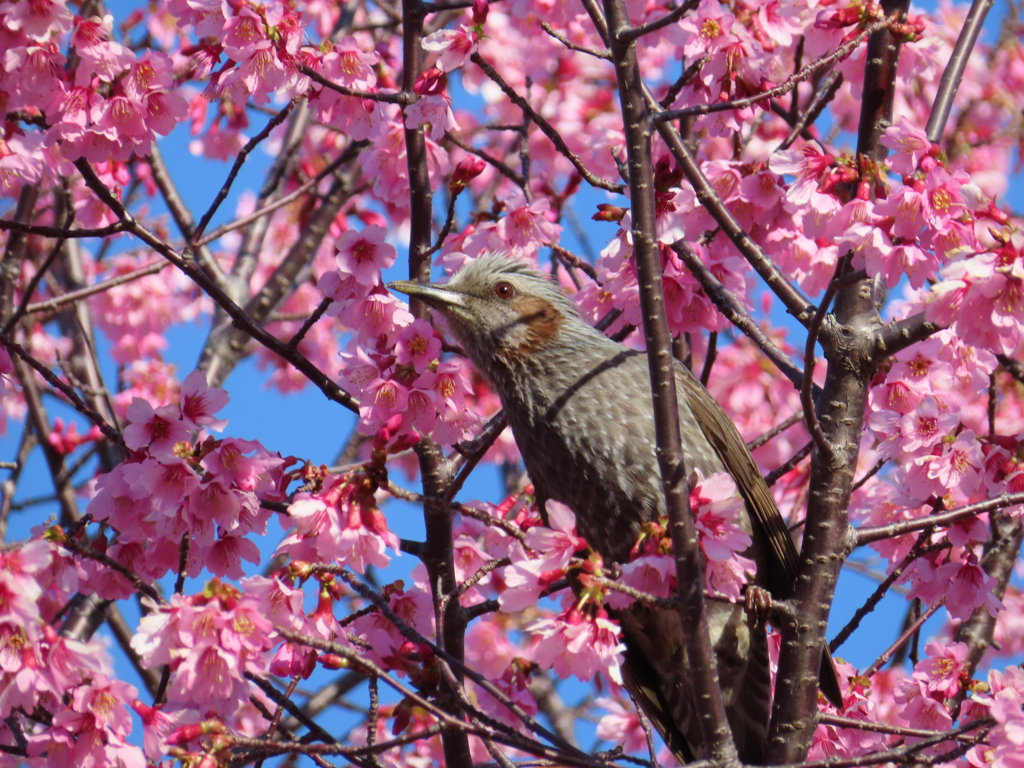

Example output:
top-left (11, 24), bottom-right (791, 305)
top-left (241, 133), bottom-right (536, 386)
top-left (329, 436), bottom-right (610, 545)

top-left (494, 281), bottom-right (515, 299)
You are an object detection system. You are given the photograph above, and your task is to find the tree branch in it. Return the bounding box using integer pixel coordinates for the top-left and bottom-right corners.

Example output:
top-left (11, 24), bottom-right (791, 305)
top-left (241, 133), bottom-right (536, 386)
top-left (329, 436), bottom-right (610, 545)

top-left (470, 52), bottom-right (625, 194)
top-left (603, 1), bottom-right (737, 761)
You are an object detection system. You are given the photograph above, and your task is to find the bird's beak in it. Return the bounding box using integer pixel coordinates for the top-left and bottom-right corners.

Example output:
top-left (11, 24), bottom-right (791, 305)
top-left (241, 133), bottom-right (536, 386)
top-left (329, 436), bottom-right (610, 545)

top-left (387, 280), bottom-right (466, 311)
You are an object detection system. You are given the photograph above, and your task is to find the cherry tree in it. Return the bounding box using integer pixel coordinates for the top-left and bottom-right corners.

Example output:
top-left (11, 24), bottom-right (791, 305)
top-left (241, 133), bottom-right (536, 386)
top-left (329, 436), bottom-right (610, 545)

top-left (1, 0), bottom-right (1023, 764)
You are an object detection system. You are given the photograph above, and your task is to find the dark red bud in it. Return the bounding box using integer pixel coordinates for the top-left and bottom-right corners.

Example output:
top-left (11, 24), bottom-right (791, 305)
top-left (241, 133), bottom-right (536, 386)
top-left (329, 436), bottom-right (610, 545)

top-left (413, 68), bottom-right (447, 96)
top-left (472, 0), bottom-right (489, 25)
top-left (982, 203), bottom-right (1010, 225)
top-left (593, 203), bottom-right (627, 222)
top-left (815, 6), bottom-right (864, 29)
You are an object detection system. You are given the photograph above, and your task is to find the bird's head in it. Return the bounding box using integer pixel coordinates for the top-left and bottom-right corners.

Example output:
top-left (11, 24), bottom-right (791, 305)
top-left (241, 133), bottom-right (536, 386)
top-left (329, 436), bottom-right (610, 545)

top-left (388, 253), bottom-right (587, 371)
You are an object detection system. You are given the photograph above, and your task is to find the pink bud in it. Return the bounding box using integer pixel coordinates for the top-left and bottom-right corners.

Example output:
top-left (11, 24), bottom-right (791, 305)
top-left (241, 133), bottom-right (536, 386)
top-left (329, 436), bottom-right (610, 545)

top-left (166, 721), bottom-right (226, 745)
top-left (593, 204), bottom-right (627, 223)
top-left (449, 156), bottom-right (486, 192)
top-left (389, 431), bottom-right (421, 452)
top-left (319, 653), bottom-right (349, 669)
top-left (815, 6), bottom-right (865, 29)
top-left (982, 203), bottom-right (1010, 225)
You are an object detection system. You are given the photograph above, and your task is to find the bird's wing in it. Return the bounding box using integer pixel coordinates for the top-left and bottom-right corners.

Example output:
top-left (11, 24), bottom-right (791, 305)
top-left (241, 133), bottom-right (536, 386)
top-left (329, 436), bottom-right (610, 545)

top-left (618, 592), bottom-right (771, 764)
top-left (618, 612), bottom-right (698, 765)
top-left (675, 364), bottom-right (844, 708)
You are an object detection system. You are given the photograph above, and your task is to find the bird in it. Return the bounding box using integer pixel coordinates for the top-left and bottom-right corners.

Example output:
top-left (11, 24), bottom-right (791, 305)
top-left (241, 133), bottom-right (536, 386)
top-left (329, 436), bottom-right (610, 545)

top-left (388, 252), bottom-right (842, 763)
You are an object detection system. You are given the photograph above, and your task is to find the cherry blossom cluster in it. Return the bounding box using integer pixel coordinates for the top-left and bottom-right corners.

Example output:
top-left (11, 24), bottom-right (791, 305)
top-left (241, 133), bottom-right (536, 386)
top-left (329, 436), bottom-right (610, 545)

top-left (852, 322), bottom-right (1022, 621)
top-left (318, 228), bottom-right (482, 442)
top-left (85, 371), bottom-right (287, 587)
top-left (276, 449), bottom-right (404, 575)
top-left (1, 6), bottom-right (186, 201)
top-left (130, 582), bottom-right (277, 752)
top-left (490, 473), bottom-right (758, 691)
top-left (0, 539), bottom-right (145, 767)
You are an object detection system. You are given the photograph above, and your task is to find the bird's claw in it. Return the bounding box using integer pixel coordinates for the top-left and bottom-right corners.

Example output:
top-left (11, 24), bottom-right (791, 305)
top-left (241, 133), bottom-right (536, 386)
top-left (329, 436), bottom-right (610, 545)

top-left (744, 585), bottom-right (773, 626)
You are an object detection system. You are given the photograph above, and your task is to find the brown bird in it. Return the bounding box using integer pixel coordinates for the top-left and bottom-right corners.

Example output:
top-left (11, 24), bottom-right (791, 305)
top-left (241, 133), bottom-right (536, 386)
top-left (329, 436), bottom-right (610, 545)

top-left (389, 253), bottom-right (842, 763)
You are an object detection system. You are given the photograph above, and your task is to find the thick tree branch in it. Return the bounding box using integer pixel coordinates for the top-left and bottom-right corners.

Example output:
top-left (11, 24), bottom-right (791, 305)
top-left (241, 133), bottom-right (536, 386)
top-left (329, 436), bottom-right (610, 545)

top-left (768, 0), bottom-right (910, 754)
top-left (872, 310), bottom-right (942, 363)
top-left (401, 1), bottom-right (473, 763)
top-left (603, 0), bottom-right (737, 762)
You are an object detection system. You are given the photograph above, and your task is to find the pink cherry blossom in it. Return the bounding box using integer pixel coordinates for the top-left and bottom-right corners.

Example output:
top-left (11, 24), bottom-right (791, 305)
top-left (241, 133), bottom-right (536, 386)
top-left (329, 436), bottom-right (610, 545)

top-left (122, 399), bottom-right (191, 459)
top-left (422, 26), bottom-right (478, 72)
top-left (880, 116), bottom-right (935, 176)
top-left (608, 553), bottom-right (674, 609)
top-left (529, 607), bottom-right (626, 685)
top-left (497, 193), bottom-right (560, 253)
top-left (359, 376), bottom-right (410, 434)
top-left (404, 93), bottom-right (460, 141)
top-left (180, 369), bottom-right (229, 431)
top-left (670, 0), bottom-right (737, 59)
top-left (277, 474), bottom-right (399, 573)
top-left (201, 437), bottom-right (281, 493)
top-left (923, 430), bottom-right (985, 495)
top-left (394, 319), bottom-right (442, 372)
top-left (945, 553), bottom-right (1005, 621)
top-left (499, 502), bottom-right (583, 612)
top-left (769, 141), bottom-right (835, 206)
top-left (335, 225), bottom-right (397, 286)
top-left (912, 641), bottom-right (968, 700)
top-left (596, 697), bottom-right (648, 754)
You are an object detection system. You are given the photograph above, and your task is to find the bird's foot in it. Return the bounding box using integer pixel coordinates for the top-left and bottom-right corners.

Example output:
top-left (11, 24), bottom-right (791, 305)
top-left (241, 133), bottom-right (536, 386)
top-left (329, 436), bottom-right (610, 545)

top-left (744, 585), bottom-right (773, 626)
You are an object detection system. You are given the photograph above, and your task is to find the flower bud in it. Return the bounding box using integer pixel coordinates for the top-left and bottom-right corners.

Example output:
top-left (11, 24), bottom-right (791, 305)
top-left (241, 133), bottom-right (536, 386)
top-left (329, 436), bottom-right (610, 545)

top-left (413, 67), bottom-right (447, 96)
top-left (472, 0), bottom-right (488, 25)
top-left (593, 203), bottom-right (627, 222)
top-left (449, 156), bottom-right (486, 193)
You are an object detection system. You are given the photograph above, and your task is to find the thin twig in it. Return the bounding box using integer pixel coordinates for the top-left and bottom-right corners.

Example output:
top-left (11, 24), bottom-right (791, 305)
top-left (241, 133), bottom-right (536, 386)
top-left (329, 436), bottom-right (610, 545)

top-left (196, 144), bottom-right (367, 247)
top-left (747, 412), bottom-right (803, 452)
top-left (862, 599), bottom-right (944, 676)
top-left (0, 336), bottom-right (125, 447)
top-left (618, 0), bottom-right (699, 41)
top-left (23, 261), bottom-right (167, 317)
top-left (654, 19), bottom-right (891, 122)
top-left (830, 537), bottom-right (936, 652)
top-left (286, 298), bottom-right (333, 349)
top-left (0, 220), bottom-right (126, 239)
top-left (764, 441), bottom-right (813, 487)
top-left (192, 99), bottom-right (298, 244)
top-left (856, 492), bottom-right (1024, 547)
top-left (540, 21), bottom-right (610, 58)
top-left (470, 53), bottom-right (624, 194)
top-left (671, 240), bottom-right (813, 392)
top-left (71, 158), bottom-right (361, 413)
top-left (299, 64), bottom-right (409, 103)
top-left (2, 208), bottom-right (73, 335)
